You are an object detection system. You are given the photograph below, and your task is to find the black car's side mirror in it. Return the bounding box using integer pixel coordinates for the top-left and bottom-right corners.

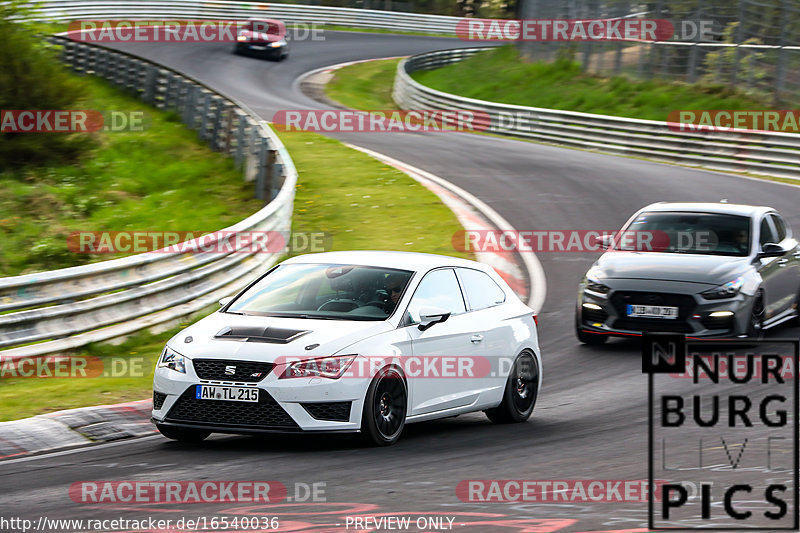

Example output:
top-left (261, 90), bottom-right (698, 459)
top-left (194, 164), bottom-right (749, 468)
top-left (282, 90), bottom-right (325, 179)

top-left (757, 242), bottom-right (785, 258)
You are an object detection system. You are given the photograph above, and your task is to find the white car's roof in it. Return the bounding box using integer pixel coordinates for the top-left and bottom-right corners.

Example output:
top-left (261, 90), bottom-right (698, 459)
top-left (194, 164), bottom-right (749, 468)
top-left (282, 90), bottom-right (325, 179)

top-left (281, 250), bottom-right (484, 272)
top-left (640, 202), bottom-right (776, 218)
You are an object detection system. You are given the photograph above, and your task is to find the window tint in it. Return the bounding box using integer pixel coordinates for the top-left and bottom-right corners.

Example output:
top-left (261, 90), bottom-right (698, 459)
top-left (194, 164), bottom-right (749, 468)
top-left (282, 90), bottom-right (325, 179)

top-left (760, 218), bottom-right (777, 247)
top-left (457, 268), bottom-right (506, 311)
top-left (407, 269), bottom-right (466, 323)
top-left (770, 214), bottom-right (788, 242)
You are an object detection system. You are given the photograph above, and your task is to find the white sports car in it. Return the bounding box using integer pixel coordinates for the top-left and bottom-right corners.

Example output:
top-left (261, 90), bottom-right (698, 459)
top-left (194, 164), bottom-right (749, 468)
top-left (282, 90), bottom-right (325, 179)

top-left (152, 251), bottom-right (541, 445)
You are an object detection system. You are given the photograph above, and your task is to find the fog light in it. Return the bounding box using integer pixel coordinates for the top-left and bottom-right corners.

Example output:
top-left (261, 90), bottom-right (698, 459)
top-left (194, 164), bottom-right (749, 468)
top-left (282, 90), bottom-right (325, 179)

top-left (582, 303), bottom-right (603, 310)
top-left (709, 311), bottom-right (734, 317)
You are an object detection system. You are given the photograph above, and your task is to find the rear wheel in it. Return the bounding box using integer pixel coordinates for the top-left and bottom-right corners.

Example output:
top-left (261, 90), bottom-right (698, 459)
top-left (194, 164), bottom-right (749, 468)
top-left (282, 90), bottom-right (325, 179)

top-left (361, 366), bottom-right (407, 446)
top-left (485, 351), bottom-right (539, 423)
top-left (575, 307), bottom-right (608, 345)
top-left (156, 424), bottom-right (210, 442)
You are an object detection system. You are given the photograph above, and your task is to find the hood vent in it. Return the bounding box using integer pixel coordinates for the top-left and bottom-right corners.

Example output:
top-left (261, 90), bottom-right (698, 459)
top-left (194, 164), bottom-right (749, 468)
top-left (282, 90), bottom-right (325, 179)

top-left (214, 326), bottom-right (310, 344)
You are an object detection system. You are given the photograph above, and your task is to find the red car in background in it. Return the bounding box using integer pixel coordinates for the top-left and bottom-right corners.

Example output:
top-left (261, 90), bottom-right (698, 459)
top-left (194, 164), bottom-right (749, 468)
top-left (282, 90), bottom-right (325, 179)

top-left (234, 18), bottom-right (289, 61)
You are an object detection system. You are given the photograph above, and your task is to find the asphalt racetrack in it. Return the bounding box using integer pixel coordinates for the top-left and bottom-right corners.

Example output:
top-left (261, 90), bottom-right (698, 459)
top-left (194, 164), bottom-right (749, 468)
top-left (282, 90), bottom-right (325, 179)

top-left (2, 30), bottom-right (799, 532)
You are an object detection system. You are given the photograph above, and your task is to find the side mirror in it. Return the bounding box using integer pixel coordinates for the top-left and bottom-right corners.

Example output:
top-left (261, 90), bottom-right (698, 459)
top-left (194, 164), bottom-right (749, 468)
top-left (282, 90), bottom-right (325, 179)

top-left (418, 306), bottom-right (451, 331)
top-left (219, 296), bottom-right (234, 308)
top-left (595, 234), bottom-right (614, 250)
top-left (758, 243), bottom-right (785, 259)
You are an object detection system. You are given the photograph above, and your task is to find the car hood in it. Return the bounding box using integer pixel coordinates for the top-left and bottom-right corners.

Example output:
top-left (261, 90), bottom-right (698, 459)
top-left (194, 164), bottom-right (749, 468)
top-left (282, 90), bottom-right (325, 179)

top-left (594, 251), bottom-right (751, 285)
top-left (167, 312), bottom-right (392, 362)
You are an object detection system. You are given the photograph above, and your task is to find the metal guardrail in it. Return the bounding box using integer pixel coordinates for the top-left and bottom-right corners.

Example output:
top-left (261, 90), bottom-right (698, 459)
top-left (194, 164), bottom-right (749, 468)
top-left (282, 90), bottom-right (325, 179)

top-left (393, 48), bottom-right (800, 180)
top-left (29, 0), bottom-right (463, 34)
top-left (0, 36), bottom-right (298, 359)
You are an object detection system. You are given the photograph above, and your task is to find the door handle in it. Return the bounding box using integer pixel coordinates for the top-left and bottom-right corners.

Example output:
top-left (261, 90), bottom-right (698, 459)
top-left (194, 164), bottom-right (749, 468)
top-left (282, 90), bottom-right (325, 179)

top-left (470, 334), bottom-right (484, 343)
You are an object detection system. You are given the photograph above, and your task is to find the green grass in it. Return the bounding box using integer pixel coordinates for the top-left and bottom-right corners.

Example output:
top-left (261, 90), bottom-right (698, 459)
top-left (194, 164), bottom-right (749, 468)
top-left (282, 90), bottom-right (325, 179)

top-left (326, 58), bottom-right (401, 110)
top-left (0, 123), bottom-right (470, 422)
top-left (0, 313), bottom-right (209, 422)
top-left (279, 129), bottom-right (471, 257)
top-left (411, 45), bottom-right (771, 121)
top-left (0, 75), bottom-right (261, 277)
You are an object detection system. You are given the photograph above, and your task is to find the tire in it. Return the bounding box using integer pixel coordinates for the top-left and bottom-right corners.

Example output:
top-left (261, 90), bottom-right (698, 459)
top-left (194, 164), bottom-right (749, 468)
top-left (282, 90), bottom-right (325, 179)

top-left (360, 366), bottom-right (407, 446)
top-left (575, 307), bottom-right (608, 345)
top-left (156, 424), bottom-right (210, 443)
top-left (485, 351), bottom-right (539, 424)
top-left (746, 292), bottom-right (766, 339)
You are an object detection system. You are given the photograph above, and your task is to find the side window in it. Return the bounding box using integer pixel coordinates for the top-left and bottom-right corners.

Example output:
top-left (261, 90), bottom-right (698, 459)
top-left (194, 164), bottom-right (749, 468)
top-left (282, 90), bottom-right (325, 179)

top-left (759, 217), bottom-right (777, 248)
top-left (457, 268), bottom-right (506, 311)
top-left (770, 214), bottom-right (788, 242)
top-left (406, 269), bottom-right (466, 324)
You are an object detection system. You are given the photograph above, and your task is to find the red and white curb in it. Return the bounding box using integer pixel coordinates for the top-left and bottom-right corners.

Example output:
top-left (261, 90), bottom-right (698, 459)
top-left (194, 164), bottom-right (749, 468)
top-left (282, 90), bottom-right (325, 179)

top-left (345, 143), bottom-right (546, 312)
top-left (0, 399), bottom-right (155, 459)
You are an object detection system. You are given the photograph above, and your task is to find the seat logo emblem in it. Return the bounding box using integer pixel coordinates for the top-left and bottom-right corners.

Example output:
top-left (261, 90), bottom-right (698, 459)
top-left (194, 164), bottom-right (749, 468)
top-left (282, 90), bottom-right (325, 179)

top-left (225, 365), bottom-right (236, 375)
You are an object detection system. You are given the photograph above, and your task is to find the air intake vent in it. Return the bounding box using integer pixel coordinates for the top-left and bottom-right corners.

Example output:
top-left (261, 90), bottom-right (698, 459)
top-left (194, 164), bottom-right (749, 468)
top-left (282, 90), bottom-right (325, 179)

top-left (215, 325), bottom-right (310, 344)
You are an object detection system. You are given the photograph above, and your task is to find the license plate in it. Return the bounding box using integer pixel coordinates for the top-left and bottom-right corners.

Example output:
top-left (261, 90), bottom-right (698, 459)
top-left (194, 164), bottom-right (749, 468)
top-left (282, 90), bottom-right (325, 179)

top-left (627, 304), bottom-right (679, 319)
top-left (249, 45), bottom-right (266, 50)
top-left (195, 385), bottom-right (259, 402)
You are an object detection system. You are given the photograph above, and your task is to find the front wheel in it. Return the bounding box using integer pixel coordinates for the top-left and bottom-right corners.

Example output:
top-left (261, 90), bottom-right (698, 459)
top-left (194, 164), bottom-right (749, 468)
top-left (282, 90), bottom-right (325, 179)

top-left (360, 366), bottom-right (407, 446)
top-left (485, 351), bottom-right (539, 424)
top-left (156, 424), bottom-right (210, 442)
top-left (746, 293), bottom-right (766, 339)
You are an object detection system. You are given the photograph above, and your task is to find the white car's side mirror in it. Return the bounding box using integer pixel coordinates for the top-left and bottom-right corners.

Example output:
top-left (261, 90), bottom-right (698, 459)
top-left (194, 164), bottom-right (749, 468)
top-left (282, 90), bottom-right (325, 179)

top-left (418, 306), bottom-right (451, 331)
top-left (219, 296), bottom-right (233, 308)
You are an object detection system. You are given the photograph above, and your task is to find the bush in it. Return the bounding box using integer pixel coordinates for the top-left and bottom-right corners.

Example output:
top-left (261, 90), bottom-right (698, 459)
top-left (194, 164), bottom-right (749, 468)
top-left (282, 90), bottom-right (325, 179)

top-left (0, 1), bottom-right (94, 169)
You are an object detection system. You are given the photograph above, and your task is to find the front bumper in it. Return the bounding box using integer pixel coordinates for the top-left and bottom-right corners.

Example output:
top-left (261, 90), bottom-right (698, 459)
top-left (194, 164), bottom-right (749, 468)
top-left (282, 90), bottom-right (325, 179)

top-left (577, 282), bottom-right (752, 338)
top-left (152, 359), bottom-right (369, 434)
top-left (234, 42), bottom-right (286, 58)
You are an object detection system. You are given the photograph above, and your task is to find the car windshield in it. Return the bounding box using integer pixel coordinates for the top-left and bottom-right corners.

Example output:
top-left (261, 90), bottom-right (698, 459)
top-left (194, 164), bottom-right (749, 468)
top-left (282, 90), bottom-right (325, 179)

top-left (618, 211), bottom-right (751, 256)
top-left (245, 21), bottom-right (282, 35)
top-left (226, 263), bottom-right (414, 320)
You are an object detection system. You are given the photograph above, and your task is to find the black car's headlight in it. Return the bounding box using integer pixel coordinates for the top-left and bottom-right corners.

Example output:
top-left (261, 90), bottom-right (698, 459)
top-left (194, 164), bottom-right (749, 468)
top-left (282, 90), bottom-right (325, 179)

top-left (701, 277), bottom-right (744, 300)
top-left (157, 346), bottom-right (186, 373)
top-left (268, 40), bottom-right (287, 48)
top-left (584, 277), bottom-right (610, 296)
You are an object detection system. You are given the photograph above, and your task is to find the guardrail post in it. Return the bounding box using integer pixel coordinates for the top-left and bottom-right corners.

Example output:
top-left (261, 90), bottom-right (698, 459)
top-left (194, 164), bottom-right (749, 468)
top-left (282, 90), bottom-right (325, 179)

top-left (143, 65), bottom-right (157, 104)
top-left (234, 112), bottom-right (247, 170)
top-left (255, 137), bottom-right (269, 201)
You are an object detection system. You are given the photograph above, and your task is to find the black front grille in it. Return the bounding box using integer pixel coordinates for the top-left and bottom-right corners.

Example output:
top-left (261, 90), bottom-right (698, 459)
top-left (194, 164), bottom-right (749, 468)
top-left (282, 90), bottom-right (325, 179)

top-left (610, 291), bottom-right (697, 334)
top-left (302, 402), bottom-right (351, 422)
top-left (192, 359), bottom-right (273, 382)
top-left (153, 391), bottom-right (167, 410)
top-left (166, 387), bottom-right (297, 429)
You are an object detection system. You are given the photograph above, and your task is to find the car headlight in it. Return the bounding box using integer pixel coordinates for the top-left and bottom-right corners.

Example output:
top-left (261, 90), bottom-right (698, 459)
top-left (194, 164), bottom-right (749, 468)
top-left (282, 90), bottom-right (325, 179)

top-left (237, 34), bottom-right (249, 42)
top-left (701, 277), bottom-right (744, 300)
top-left (584, 276), bottom-right (610, 297)
top-left (268, 40), bottom-right (287, 48)
top-left (157, 346), bottom-right (186, 373)
top-left (279, 354), bottom-right (357, 380)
